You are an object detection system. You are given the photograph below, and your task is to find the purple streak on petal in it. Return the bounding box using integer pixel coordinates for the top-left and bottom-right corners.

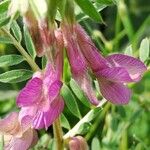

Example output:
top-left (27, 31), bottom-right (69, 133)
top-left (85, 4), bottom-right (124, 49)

top-left (17, 77), bottom-right (43, 107)
top-left (76, 24), bottom-right (108, 72)
top-left (74, 72), bottom-right (99, 105)
top-left (48, 80), bottom-right (63, 101)
top-left (32, 111), bottom-right (45, 129)
top-left (62, 23), bottom-right (87, 75)
top-left (95, 67), bottom-right (133, 83)
top-left (106, 54), bottom-right (147, 81)
top-left (43, 96), bottom-right (64, 130)
top-left (99, 78), bottom-right (131, 104)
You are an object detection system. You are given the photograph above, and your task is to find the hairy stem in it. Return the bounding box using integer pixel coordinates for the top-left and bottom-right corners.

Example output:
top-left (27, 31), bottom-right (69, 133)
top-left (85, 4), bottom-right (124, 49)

top-left (53, 117), bottom-right (64, 150)
top-left (1, 27), bottom-right (40, 72)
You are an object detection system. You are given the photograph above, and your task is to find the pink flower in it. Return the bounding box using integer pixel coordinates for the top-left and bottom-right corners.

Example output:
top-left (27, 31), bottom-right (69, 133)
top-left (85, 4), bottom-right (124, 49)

top-left (62, 22), bottom-right (147, 105)
top-left (62, 23), bottom-right (99, 105)
top-left (17, 64), bottom-right (64, 129)
top-left (75, 24), bottom-right (147, 104)
top-left (0, 112), bottom-right (37, 150)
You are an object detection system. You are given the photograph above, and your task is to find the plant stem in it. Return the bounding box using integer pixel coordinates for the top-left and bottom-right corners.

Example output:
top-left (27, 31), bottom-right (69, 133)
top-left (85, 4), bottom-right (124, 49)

top-left (63, 99), bottom-right (107, 139)
top-left (85, 103), bottom-right (111, 141)
top-left (1, 27), bottom-right (40, 72)
top-left (53, 117), bottom-right (64, 150)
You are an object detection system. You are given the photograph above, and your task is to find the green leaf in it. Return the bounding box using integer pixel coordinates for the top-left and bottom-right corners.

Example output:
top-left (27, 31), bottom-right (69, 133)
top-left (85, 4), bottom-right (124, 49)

top-left (77, 122), bottom-right (91, 135)
top-left (42, 55), bottom-right (47, 69)
top-left (70, 79), bottom-right (91, 108)
top-left (139, 38), bottom-right (149, 62)
top-left (23, 25), bottom-right (36, 59)
top-left (11, 21), bottom-right (22, 42)
top-left (60, 113), bottom-right (71, 130)
top-left (124, 45), bottom-right (133, 56)
top-left (0, 90), bottom-right (18, 101)
top-left (0, 55), bottom-right (24, 67)
top-left (0, 0), bottom-right (10, 14)
top-left (0, 36), bottom-right (13, 44)
top-left (91, 137), bottom-right (101, 150)
top-left (96, 0), bottom-right (114, 5)
top-left (61, 84), bottom-right (81, 119)
top-left (0, 69), bottom-right (33, 83)
top-left (74, 0), bottom-right (103, 22)
top-left (0, 17), bottom-right (10, 27)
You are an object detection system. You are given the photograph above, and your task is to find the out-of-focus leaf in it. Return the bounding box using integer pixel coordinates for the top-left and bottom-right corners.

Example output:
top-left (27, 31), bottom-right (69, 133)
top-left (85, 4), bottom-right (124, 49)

top-left (91, 137), bottom-right (101, 150)
top-left (77, 122), bottom-right (91, 135)
top-left (0, 90), bottom-right (18, 101)
top-left (23, 25), bottom-right (36, 59)
top-left (0, 55), bottom-right (24, 67)
top-left (61, 84), bottom-right (81, 119)
top-left (0, 17), bottom-right (10, 27)
top-left (60, 113), bottom-right (71, 130)
top-left (70, 79), bottom-right (91, 108)
top-left (0, 0), bottom-right (10, 14)
top-left (0, 36), bottom-right (12, 44)
top-left (42, 55), bottom-right (47, 69)
top-left (0, 69), bottom-right (33, 83)
top-left (139, 38), bottom-right (149, 62)
top-left (74, 0), bottom-right (103, 22)
top-left (96, 0), bottom-right (115, 5)
top-left (11, 21), bottom-right (22, 42)
top-left (124, 45), bottom-right (133, 56)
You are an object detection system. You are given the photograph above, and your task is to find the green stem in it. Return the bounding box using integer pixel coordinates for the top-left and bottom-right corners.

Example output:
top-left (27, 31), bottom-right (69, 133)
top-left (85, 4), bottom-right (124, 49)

top-left (53, 117), bottom-right (64, 150)
top-left (63, 99), bottom-right (107, 139)
top-left (85, 103), bottom-right (111, 141)
top-left (1, 27), bottom-right (40, 72)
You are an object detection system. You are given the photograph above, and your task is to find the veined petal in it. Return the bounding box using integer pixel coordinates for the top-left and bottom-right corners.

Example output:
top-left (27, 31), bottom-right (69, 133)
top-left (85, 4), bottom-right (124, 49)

top-left (48, 80), bottom-right (63, 101)
top-left (43, 96), bottom-right (64, 130)
top-left (74, 72), bottom-right (99, 105)
top-left (99, 79), bottom-right (131, 104)
top-left (76, 24), bottom-right (108, 72)
top-left (95, 67), bottom-right (133, 83)
top-left (17, 77), bottom-right (43, 107)
top-left (106, 54), bottom-right (147, 81)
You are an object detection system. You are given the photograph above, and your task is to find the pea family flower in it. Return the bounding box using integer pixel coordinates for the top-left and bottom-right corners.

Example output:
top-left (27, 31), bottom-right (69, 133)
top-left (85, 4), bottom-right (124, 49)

top-left (62, 22), bottom-right (147, 105)
top-left (68, 136), bottom-right (88, 150)
top-left (62, 23), bottom-right (99, 105)
top-left (0, 112), bottom-right (37, 150)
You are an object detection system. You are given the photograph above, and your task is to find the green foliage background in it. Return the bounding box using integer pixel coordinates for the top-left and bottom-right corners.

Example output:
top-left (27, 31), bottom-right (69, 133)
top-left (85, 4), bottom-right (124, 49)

top-left (0, 0), bottom-right (150, 149)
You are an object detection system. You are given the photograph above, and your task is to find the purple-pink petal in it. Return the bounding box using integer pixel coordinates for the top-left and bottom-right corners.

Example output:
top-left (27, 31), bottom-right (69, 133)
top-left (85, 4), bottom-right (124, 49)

top-left (74, 72), bottom-right (99, 105)
top-left (106, 54), bottom-right (147, 81)
top-left (17, 77), bottom-right (43, 107)
top-left (43, 96), bottom-right (64, 129)
top-left (95, 67), bottom-right (133, 83)
top-left (99, 78), bottom-right (131, 104)
top-left (48, 80), bottom-right (63, 101)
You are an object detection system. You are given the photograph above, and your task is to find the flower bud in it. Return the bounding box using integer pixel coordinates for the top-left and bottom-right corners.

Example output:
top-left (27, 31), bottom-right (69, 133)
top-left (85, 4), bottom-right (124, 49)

top-left (68, 136), bottom-right (88, 150)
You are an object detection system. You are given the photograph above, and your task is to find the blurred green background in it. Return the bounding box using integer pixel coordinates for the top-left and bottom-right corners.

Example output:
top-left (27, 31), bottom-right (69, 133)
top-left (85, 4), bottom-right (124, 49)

top-left (0, 0), bottom-right (150, 149)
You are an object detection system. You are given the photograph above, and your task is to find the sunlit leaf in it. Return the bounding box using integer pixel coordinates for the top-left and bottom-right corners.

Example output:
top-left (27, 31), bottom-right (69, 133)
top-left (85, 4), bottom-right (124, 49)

top-left (0, 69), bottom-right (33, 83)
top-left (61, 84), bottom-right (82, 119)
top-left (23, 25), bottom-right (36, 59)
top-left (91, 137), bottom-right (101, 150)
top-left (124, 45), bottom-right (133, 56)
top-left (0, 36), bottom-right (12, 44)
top-left (60, 113), bottom-right (71, 130)
top-left (70, 78), bottom-right (91, 108)
top-left (11, 21), bottom-right (22, 42)
top-left (74, 0), bottom-right (103, 22)
top-left (139, 38), bottom-right (149, 62)
top-left (0, 55), bottom-right (24, 67)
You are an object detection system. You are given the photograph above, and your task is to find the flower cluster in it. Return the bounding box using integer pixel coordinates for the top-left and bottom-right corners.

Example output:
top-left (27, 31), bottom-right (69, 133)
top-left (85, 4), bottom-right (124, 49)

top-left (0, 0), bottom-right (147, 149)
